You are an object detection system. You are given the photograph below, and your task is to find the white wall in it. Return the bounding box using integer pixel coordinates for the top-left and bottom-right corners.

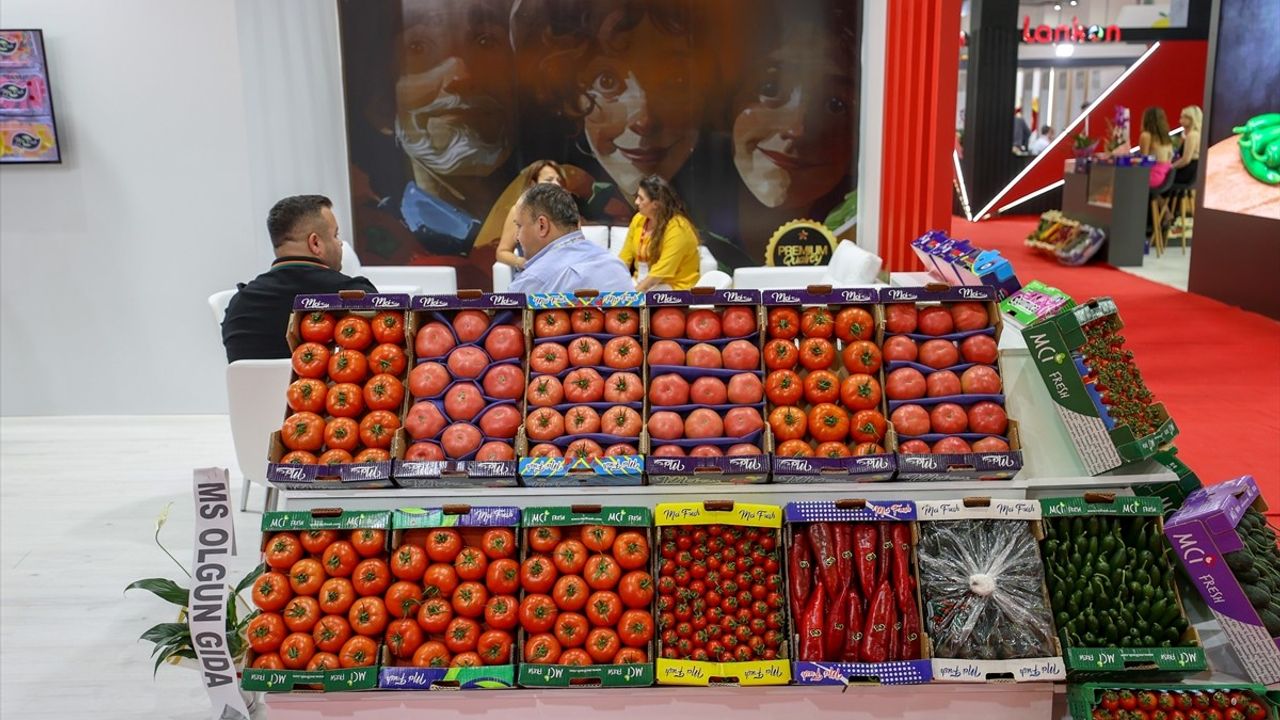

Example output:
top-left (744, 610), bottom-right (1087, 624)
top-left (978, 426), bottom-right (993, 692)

top-left (0, 0), bottom-right (348, 415)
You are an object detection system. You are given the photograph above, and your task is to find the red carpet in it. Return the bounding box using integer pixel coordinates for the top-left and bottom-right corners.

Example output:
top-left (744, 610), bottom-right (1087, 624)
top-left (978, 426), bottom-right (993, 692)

top-left (954, 217), bottom-right (1280, 510)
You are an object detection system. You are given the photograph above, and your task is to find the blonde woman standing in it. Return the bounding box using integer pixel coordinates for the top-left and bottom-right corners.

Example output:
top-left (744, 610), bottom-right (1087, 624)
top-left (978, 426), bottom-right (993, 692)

top-left (1171, 106), bottom-right (1202, 182)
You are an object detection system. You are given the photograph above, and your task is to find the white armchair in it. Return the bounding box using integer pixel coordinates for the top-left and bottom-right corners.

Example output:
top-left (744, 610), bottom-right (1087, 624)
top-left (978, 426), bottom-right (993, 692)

top-left (360, 266), bottom-right (458, 295)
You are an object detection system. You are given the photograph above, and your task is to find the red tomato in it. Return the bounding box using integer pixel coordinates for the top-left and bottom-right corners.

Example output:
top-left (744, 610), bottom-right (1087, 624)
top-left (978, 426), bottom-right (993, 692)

top-left (919, 339), bottom-right (960, 369)
top-left (685, 310), bottom-right (722, 341)
top-left (440, 423), bottom-right (483, 458)
top-left (569, 307), bottom-right (604, 334)
top-left (815, 441), bottom-right (851, 458)
top-left (933, 437), bottom-right (973, 454)
top-left (721, 306), bottom-right (757, 337)
top-left (534, 310), bottom-right (571, 338)
top-left (840, 374), bottom-right (882, 410)
top-left (798, 338), bottom-right (835, 371)
top-left (768, 406), bottom-right (807, 441)
top-left (318, 449), bottom-right (353, 465)
top-left (477, 629), bottom-right (513, 665)
top-left (802, 370), bottom-right (839, 405)
top-left (686, 343), bottom-right (722, 369)
top-left (363, 374), bottom-right (404, 411)
top-left (325, 382), bottom-right (364, 418)
top-left (449, 310), bottom-right (489, 343)
top-left (281, 412), bottom-right (325, 452)
top-left (764, 339), bottom-right (798, 370)
top-left (368, 343), bottom-right (408, 376)
top-left (482, 364), bottom-right (525, 400)
top-left (767, 308), bottom-right (800, 339)
top-left (484, 594), bottom-right (519, 630)
top-left (526, 408), bottom-right (566, 441)
top-left (960, 365), bottom-right (1003, 394)
top-left (722, 340), bottom-right (760, 370)
top-left (647, 411), bottom-right (685, 440)
top-left (960, 334), bottom-right (999, 364)
top-left (568, 336), bottom-right (604, 367)
top-left (685, 408), bottom-right (724, 439)
top-left (690, 445), bottom-right (723, 457)
top-left (385, 618), bottom-right (424, 659)
top-left (885, 368), bottom-right (927, 400)
top-left (585, 591), bottom-right (623, 628)
top-left (404, 401), bottom-right (445, 440)
top-left (328, 349), bottom-right (369, 384)
top-left (808, 403), bottom-right (849, 442)
top-left (835, 307), bottom-right (875, 342)
top-left (724, 407), bottom-right (763, 436)
top-left (408, 361), bottom-right (450, 398)
top-left (850, 409), bottom-right (888, 443)
top-left (443, 382), bottom-right (485, 422)
top-left (647, 340), bottom-right (685, 366)
top-left (652, 444), bottom-right (686, 457)
top-left (972, 436), bottom-right (1010, 452)
top-left (776, 439), bottom-right (813, 456)
top-left (842, 341), bottom-right (882, 375)
top-left (604, 336), bottom-right (642, 369)
top-left (929, 403), bottom-right (968, 434)
top-left (649, 373), bottom-right (690, 407)
top-left (353, 448), bottom-right (390, 462)
top-left (618, 571), bottom-right (655, 608)
top-left (950, 302), bottom-right (990, 331)
top-left (898, 439), bottom-right (931, 454)
top-left (800, 308), bottom-right (833, 339)
top-left (529, 443), bottom-right (563, 458)
top-left (917, 306), bottom-right (954, 336)
top-left (287, 378), bottom-right (327, 414)
top-left (554, 611), bottom-right (591, 647)
top-left (335, 316), bottom-right (374, 351)
top-left (359, 411), bottom-right (399, 449)
top-left (444, 617), bottom-right (481, 654)
top-left (727, 373), bottom-right (764, 404)
top-left (530, 342), bottom-right (569, 374)
top-left (604, 372), bottom-right (644, 403)
top-left (524, 633), bottom-right (562, 664)
top-left (291, 343), bottom-right (330, 379)
top-left (926, 370), bottom-right (962, 398)
top-left (605, 308), bottom-right (640, 335)
top-left (605, 443), bottom-right (638, 456)
top-left (690, 376), bottom-right (727, 404)
top-left (415, 321), bottom-right (456, 358)
top-left (300, 311), bottom-right (336, 344)
top-left (447, 346), bottom-right (488, 379)
top-left (565, 405), bottom-right (602, 435)
top-left (885, 304), bottom-right (918, 334)
top-left (564, 368), bottom-right (606, 403)
top-left (882, 335), bottom-right (918, 362)
top-left (452, 581), bottom-right (489, 620)
top-left (484, 324), bottom-right (525, 361)
top-left (520, 553), bottom-right (558, 593)
top-left (475, 442), bottom-right (515, 461)
top-left (968, 401), bottom-right (1008, 435)
top-left (586, 627), bottom-right (622, 662)
top-left (601, 406), bottom-right (643, 437)
top-left (584, 554), bottom-right (622, 591)
top-left (650, 308), bottom-right (686, 339)
top-left (478, 405), bottom-right (521, 439)
top-left (890, 404), bottom-right (931, 436)
top-left (526, 375), bottom-right (565, 407)
top-left (565, 438), bottom-right (605, 464)
top-left (372, 311), bottom-right (405, 345)
top-left (765, 370), bottom-right (803, 405)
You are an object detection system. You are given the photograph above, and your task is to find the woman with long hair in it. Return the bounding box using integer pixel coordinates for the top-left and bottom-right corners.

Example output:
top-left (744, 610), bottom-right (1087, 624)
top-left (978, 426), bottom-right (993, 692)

top-left (1171, 105), bottom-right (1202, 182)
top-left (1140, 107), bottom-right (1175, 188)
top-left (617, 175), bottom-right (702, 290)
top-left (495, 160), bottom-right (568, 270)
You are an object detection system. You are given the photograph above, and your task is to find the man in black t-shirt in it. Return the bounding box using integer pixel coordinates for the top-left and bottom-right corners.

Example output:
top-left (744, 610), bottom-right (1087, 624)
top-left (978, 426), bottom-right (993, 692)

top-left (221, 195), bottom-right (377, 362)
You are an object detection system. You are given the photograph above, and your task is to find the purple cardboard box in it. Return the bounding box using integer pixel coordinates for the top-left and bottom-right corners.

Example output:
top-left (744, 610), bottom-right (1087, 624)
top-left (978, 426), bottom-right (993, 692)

top-left (1165, 475), bottom-right (1280, 685)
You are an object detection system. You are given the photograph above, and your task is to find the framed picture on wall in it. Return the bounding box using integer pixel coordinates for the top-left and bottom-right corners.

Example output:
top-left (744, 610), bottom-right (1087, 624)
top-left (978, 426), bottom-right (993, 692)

top-left (0, 29), bottom-right (61, 164)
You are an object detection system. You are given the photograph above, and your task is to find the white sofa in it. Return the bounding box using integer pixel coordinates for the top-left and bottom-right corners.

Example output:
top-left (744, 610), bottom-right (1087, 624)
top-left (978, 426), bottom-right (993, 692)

top-left (492, 227), bottom-right (718, 292)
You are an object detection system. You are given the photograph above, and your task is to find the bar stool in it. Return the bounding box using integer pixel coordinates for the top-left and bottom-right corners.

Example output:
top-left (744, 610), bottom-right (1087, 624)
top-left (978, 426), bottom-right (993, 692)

top-left (1149, 171), bottom-right (1177, 257)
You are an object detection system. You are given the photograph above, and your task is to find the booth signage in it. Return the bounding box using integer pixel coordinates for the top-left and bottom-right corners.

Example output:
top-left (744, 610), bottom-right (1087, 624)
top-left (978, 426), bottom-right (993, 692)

top-left (1021, 16), bottom-right (1122, 44)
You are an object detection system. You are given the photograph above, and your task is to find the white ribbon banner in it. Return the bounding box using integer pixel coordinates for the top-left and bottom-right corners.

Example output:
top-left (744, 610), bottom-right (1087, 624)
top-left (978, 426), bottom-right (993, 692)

top-left (189, 467), bottom-right (252, 720)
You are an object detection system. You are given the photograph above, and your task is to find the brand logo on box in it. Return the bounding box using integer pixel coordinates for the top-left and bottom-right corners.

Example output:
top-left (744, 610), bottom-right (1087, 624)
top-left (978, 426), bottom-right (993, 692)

top-left (1170, 532), bottom-right (1215, 566)
top-left (370, 295), bottom-right (400, 308)
top-left (981, 454), bottom-right (1016, 468)
top-left (652, 459), bottom-right (685, 471)
top-left (299, 297), bottom-right (334, 310)
top-left (275, 465), bottom-right (307, 480)
top-left (778, 458), bottom-right (813, 472)
top-left (859, 456), bottom-right (891, 470)
top-left (651, 292), bottom-right (682, 305)
top-left (491, 295), bottom-right (521, 307)
top-left (472, 462), bottom-right (508, 474)
top-left (417, 297), bottom-right (449, 309)
top-left (884, 289), bottom-right (919, 301)
top-left (729, 457), bottom-right (762, 471)
top-left (841, 289), bottom-right (873, 302)
top-left (722, 291), bottom-right (752, 303)
top-left (958, 287), bottom-right (988, 300)
top-left (350, 465), bottom-right (382, 479)
top-left (769, 292), bottom-right (801, 304)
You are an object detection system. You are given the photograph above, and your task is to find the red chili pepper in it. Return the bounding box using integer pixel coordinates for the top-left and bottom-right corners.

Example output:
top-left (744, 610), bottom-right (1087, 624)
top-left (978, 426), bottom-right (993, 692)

top-left (860, 580), bottom-right (893, 663)
top-left (891, 523), bottom-right (912, 612)
top-left (854, 524), bottom-right (878, 601)
top-left (825, 590), bottom-right (848, 661)
top-left (789, 530), bottom-right (812, 622)
top-left (842, 586), bottom-right (864, 662)
top-left (799, 585), bottom-right (825, 660)
top-left (877, 522), bottom-right (892, 593)
top-left (835, 523), bottom-right (854, 595)
top-left (900, 599), bottom-right (922, 660)
top-left (807, 523), bottom-right (841, 598)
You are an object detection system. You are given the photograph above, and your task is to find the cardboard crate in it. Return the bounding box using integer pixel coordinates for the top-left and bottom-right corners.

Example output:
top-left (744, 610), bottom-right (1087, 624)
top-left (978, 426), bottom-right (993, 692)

top-left (998, 280), bottom-right (1074, 330)
top-left (1020, 297), bottom-right (1178, 475)
top-left (970, 249), bottom-right (1022, 301)
top-left (516, 505), bottom-right (654, 687)
top-left (376, 505), bottom-right (521, 690)
top-left (1040, 494), bottom-right (1207, 679)
top-left (761, 287), bottom-right (896, 483)
top-left (241, 509), bottom-right (392, 692)
top-left (392, 291), bottom-right (526, 488)
top-left (1133, 446), bottom-right (1204, 517)
top-left (644, 288), bottom-right (769, 484)
top-left (1068, 682), bottom-right (1279, 720)
top-left (914, 498), bottom-right (1066, 682)
top-left (520, 291), bottom-right (646, 486)
top-left (1166, 475), bottom-right (1280, 685)
top-left (880, 285), bottom-right (1025, 481)
top-left (265, 291), bottom-right (410, 490)
top-left (653, 501), bottom-right (791, 685)
top-left (783, 499), bottom-right (931, 686)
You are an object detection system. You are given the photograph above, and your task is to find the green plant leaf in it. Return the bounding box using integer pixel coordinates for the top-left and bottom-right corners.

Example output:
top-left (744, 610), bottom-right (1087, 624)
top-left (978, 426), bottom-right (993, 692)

top-left (234, 564), bottom-right (266, 598)
top-left (140, 622), bottom-right (189, 646)
top-left (125, 578), bottom-right (189, 607)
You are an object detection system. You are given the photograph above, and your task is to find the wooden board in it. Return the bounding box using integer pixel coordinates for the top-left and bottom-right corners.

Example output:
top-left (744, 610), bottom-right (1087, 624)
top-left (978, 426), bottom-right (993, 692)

top-left (1202, 136), bottom-right (1280, 219)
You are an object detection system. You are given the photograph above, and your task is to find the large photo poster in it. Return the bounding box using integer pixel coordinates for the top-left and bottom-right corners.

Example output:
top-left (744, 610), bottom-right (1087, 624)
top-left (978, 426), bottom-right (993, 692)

top-left (339, 0), bottom-right (862, 290)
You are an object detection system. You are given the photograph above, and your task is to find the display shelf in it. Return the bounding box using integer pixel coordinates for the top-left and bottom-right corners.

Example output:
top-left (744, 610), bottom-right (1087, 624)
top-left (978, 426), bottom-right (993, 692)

top-left (274, 472), bottom-right (1174, 511)
top-left (263, 682), bottom-right (1056, 720)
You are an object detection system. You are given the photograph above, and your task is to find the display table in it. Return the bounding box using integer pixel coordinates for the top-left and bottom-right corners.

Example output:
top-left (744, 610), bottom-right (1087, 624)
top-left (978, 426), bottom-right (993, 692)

top-left (1061, 164), bottom-right (1151, 267)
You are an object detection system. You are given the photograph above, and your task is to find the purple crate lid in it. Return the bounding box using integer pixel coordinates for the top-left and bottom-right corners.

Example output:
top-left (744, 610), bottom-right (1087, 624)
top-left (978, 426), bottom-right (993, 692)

top-left (393, 459), bottom-right (517, 480)
top-left (411, 292), bottom-right (525, 311)
top-left (773, 454), bottom-right (896, 477)
top-left (268, 460), bottom-right (393, 483)
top-left (762, 287), bottom-right (878, 305)
top-left (292, 293), bottom-right (410, 311)
top-left (897, 449), bottom-right (1022, 475)
top-left (646, 289), bottom-right (761, 306)
top-left (880, 286), bottom-right (997, 303)
top-left (785, 499), bottom-right (916, 522)
top-left (1167, 475), bottom-right (1260, 531)
top-left (646, 453), bottom-right (768, 476)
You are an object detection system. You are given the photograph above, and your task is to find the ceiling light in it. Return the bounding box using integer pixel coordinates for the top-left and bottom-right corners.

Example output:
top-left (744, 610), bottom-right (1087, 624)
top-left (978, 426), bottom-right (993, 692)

top-left (1070, 0), bottom-right (1078, 6)
top-left (1054, 3), bottom-right (1062, 10)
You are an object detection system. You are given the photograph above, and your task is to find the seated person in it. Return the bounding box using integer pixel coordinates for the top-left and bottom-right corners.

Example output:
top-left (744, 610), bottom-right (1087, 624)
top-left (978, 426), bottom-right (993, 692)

top-left (1140, 107), bottom-right (1175, 189)
top-left (1028, 126), bottom-right (1054, 155)
top-left (496, 160), bottom-right (568, 271)
top-left (617, 175), bottom-right (701, 291)
top-left (507, 184), bottom-right (634, 293)
top-left (222, 195), bottom-right (376, 362)
top-left (1171, 105), bottom-right (1202, 183)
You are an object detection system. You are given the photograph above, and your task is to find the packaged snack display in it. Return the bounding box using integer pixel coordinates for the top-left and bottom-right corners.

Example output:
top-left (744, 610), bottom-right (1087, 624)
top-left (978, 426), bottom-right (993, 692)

top-left (1166, 475), bottom-right (1280, 685)
top-left (520, 291), bottom-right (646, 486)
top-left (1022, 297), bottom-right (1178, 476)
top-left (914, 499), bottom-right (1064, 682)
top-left (784, 500), bottom-right (931, 686)
top-left (1041, 494), bottom-right (1206, 677)
top-left (377, 506), bottom-right (521, 690)
top-left (516, 506), bottom-right (654, 687)
top-left (1067, 683), bottom-right (1278, 720)
top-left (762, 287), bottom-right (896, 483)
top-left (241, 509), bottom-right (391, 692)
top-left (652, 501), bottom-right (790, 685)
top-left (999, 280), bottom-right (1075, 329)
top-left (644, 289), bottom-right (768, 484)
top-left (880, 286), bottom-right (1023, 480)
top-left (0, 72), bottom-right (50, 114)
top-left (394, 291), bottom-right (526, 487)
top-left (267, 292), bottom-right (410, 489)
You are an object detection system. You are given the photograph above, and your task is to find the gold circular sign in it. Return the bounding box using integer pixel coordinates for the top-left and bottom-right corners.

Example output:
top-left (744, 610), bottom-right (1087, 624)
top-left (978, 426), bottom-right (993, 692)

top-left (765, 219), bottom-right (839, 267)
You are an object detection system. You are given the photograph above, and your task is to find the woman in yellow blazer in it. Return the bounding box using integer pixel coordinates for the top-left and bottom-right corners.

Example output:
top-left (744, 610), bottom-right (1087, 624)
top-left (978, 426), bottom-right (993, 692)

top-left (618, 175), bottom-right (702, 291)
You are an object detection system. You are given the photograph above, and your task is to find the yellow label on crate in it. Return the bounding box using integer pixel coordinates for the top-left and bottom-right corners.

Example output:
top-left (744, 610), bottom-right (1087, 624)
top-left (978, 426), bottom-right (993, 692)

top-left (656, 659), bottom-right (791, 686)
top-left (656, 659), bottom-right (713, 686)
top-left (654, 502), bottom-right (782, 528)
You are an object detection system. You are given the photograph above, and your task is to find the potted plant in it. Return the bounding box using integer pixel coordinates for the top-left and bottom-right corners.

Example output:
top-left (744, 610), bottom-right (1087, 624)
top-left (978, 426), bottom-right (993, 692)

top-left (125, 503), bottom-right (264, 675)
top-left (1072, 133), bottom-right (1099, 160)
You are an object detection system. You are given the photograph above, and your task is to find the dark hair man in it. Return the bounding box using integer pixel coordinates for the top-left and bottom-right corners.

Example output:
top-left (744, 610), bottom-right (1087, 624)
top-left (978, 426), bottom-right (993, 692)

top-left (506, 184), bottom-right (634, 293)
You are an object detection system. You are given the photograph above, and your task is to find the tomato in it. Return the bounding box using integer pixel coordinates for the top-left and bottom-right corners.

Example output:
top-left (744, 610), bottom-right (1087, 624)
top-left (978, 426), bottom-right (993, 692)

top-left (416, 596), bottom-right (453, 634)
top-left (408, 361), bottom-right (449, 398)
top-left (716, 341), bottom-right (757, 372)
top-left (484, 594), bottom-right (519, 631)
top-left (348, 596), bottom-right (389, 637)
top-left (334, 316), bottom-right (374, 351)
top-left (968, 401), bottom-right (1008, 435)
top-left (763, 339), bottom-right (798, 370)
top-left (585, 555), bottom-right (622, 591)
top-left (247, 612), bottom-right (287, 653)
top-left (454, 546), bottom-right (489, 581)
top-left (409, 640), bottom-right (450, 668)
top-left (419, 530), bottom-right (461, 566)
top-left (278, 450), bottom-right (316, 464)
top-left (933, 437), bottom-right (972, 454)
top-left (555, 612), bottom-right (591, 648)
top-left (369, 310), bottom-right (404, 344)
top-left (890, 404), bottom-right (932, 436)
top-left (525, 633), bottom-right (562, 664)
top-left (451, 309), bottom-right (490, 343)
top-left (926, 370), bottom-right (962, 398)
top-left (300, 311), bottom-right (337, 343)
top-left (840, 374), bottom-right (882, 411)
top-left (691, 444), bottom-right (724, 458)
top-left (776, 439), bottom-right (813, 456)
top-left (605, 443), bottom-right (638, 456)
top-left (769, 406), bottom-right (807, 441)
top-left (618, 571), bottom-right (654, 608)
top-left (251, 652), bottom-right (285, 670)
top-left (882, 335), bottom-right (918, 362)
top-left (723, 374), bottom-right (762, 405)
top-left (842, 340), bottom-right (882, 375)
top-left (614, 647), bottom-right (647, 664)
top-left (652, 444), bottom-right (686, 457)
top-left (530, 342), bottom-right (570, 375)
top-left (265, 533), bottom-right (303, 569)
top-left (339, 635), bottom-right (378, 667)
top-left (917, 306), bottom-right (954, 336)
top-left (884, 367), bottom-right (927, 401)
top-left (815, 441), bottom-right (851, 458)
top-left (403, 443), bottom-right (443, 461)
top-left (300, 529), bottom-right (337, 555)
top-left (586, 591), bottom-right (623, 628)
top-left (479, 405), bottom-right (521, 439)
top-left (682, 309), bottom-right (719, 341)
top-left (919, 339), bottom-right (959, 369)
top-left (686, 343), bottom-right (722, 369)
top-left (484, 324), bottom-right (525, 362)
top-left (618, 609), bottom-right (654, 648)
top-left (767, 308), bottom-right (800, 339)
top-left (447, 346), bottom-right (489, 379)
top-left (524, 375), bottom-right (564, 408)
top-left (323, 382), bottom-right (363, 419)
top-left (585, 627), bottom-right (622, 663)
top-left (520, 593), bottom-right (559, 633)
top-left (850, 409), bottom-right (888, 443)
top-left (648, 411), bottom-right (686, 442)
top-left (605, 308), bottom-right (640, 335)
top-left (534, 309), bottom-right (571, 338)
top-left (415, 321), bottom-right (456, 358)
top-left (286, 378), bottom-right (327, 414)
top-left (521, 555), bottom-right (558, 594)
top-left (568, 336), bottom-right (604, 367)
top-left (444, 617), bottom-right (482, 654)
top-left (281, 412), bottom-right (325, 452)
top-left (477, 629), bottom-right (513, 665)
top-left (613, 532), bottom-right (650, 570)
top-left (724, 407), bottom-right (763, 436)
top-left (384, 618), bottom-right (424, 659)
top-left (280, 631), bottom-right (317, 669)
top-left (604, 336), bottom-right (642, 369)
top-left (400, 403), bottom-right (443, 443)
top-left (950, 302), bottom-right (990, 331)
top-left (798, 337), bottom-right (834, 370)
top-left (452, 581), bottom-right (489, 619)
top-left (315, 448), bottom-right (350, 465)
top-left (765, 370), bottom-right (803, 406)
top-left (649, 373), bottom-right (690, 407)
top-left (564, 368), bottom-right (606, 403)
top-left (352, 558), bottom-right (391, 596)
top-left (452, 651), bottom-right (483, 667)
top-left (690, 376), bottom-right (727, 404)
top-left (305, 651), bottom-right (340, 672)
top-left (440, 422), bottom-right (482, 458)
top-left (797, 307), bottom-right (832, 339)
top-left (527, 527), bottom-right (562, 554)
top-left (960, 334), bottom-right (999, 364)
top-left (318, 578), bottom-right (356, 615)
top-left (384, 580), bottom-right (424, 619)
top-left (565, 406), bottom-right (602, 435)
top-left (291, 343), bottom-right (330, 379)
top-left (328, 348), bottom-right (369, 384)
top-left (648, 339), bottom-right (685, 366)
top-left (960, 366), bottom-right (1002, 399)
top-left (835, 307), bottom-right (874, 342)
top-left (685, 408), bottom-right (724, 439)
top-left (799, 370), bottom-right (837, 405)
top-left (885, 304), bottom-right (918, 334)
top-left (551, 539), bottom-right (587, 575)
top-left (288, 558), bottom-right (325, 595)
top-left (312, 615), bottom-right (352, 654)
top-left (480, 558), bottom-right (519, 598)
top-left (473, 439), bottom-right (514, 460)
top-left (809, 403), bottom-right (850, 442)
top-left (358, 410), bottom-right (399, 449)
